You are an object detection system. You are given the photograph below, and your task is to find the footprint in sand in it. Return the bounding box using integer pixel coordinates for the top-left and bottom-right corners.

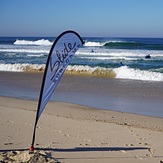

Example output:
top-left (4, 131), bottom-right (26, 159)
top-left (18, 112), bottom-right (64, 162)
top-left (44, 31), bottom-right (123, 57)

top-left (4, 142), bottom-right (13, 145)
top-left (24, 123), bottom-right (32, 126)
top-left (6, 120), bottom-right (14, 124)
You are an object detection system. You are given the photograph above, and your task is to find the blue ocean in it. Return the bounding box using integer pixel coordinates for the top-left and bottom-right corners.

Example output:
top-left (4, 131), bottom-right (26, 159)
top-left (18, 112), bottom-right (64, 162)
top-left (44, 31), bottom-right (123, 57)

top-left (0, 36), bottom-right (163, 81)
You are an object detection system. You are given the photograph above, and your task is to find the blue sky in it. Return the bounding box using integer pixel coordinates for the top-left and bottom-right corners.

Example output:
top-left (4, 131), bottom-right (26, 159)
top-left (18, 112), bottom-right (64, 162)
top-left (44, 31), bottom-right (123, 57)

top-left (0, 0), bottom-right (163, 37)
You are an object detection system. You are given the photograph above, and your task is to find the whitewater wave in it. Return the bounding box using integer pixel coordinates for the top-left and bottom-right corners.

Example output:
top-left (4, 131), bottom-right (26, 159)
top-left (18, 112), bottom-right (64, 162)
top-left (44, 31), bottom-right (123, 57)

top-left (0, 64), bottom-right (163, 82)
top-left (79, 56), bottom-right (139, 61)
top-left (84, 40), bottom-right (123, 47)
top-left (114, 66), bottom-right (163, 81)
top-left (67, 65), bottom-right (163, 81)
top-left (84, 41), bottom-right (105, 47)
top-left (0, 63), bottom-right (45, 72)
top-left (84, 40), bottom-right (163, 50)
top-left (14, 39), bottom-right (53, 46)
top-left (27, 54), bottom-right (47, 57)
top-left (0, 49), bottom-right (49, 53)
top-left (66, 65), bottom-right (116, 78)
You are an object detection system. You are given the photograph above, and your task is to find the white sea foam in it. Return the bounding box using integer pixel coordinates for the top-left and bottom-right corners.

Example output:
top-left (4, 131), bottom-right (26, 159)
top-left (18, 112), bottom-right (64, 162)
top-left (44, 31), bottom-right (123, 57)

top-left (0, 63), bottom-right (45, 72)
top-left (84, 40), bottom-right (124, 47)
top-left (79, 49), bottom-right (163, 56)
top-left (27, 54), bottom-right (46, 57)
top-left (79, 56), bottom-right (139, 61)
top-left (0, 49), bottom-right (49, 53)
top-left (84, 41), bottom-right (104, 46)
top-left (14, 39), bottom-right (52, 46)
top-left (114, 66), bottom-right (163, 81)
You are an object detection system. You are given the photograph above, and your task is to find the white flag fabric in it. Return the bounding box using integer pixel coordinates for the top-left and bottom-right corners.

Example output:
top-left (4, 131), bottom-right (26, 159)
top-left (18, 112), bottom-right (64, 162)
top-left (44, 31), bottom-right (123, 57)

top-left (36, 30), bottom-right (83, 122)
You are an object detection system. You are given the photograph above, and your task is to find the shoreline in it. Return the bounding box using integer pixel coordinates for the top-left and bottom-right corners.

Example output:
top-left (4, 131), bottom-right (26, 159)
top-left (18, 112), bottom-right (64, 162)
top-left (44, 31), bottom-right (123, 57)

top-left (0, 96), bottom-right (163, 162)
top-left (0, 71), bottom-right (163, 118)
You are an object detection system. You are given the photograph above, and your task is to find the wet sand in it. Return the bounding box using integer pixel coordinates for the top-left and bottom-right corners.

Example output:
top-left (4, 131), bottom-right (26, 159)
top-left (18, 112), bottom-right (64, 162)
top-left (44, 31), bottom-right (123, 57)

top-left (0, 71), bottom-right (163, 117)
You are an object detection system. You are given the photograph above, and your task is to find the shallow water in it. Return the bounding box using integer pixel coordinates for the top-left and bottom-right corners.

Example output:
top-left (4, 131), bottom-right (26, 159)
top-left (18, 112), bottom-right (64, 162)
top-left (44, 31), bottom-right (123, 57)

top-left (0, 72), bottom-right (163, 118)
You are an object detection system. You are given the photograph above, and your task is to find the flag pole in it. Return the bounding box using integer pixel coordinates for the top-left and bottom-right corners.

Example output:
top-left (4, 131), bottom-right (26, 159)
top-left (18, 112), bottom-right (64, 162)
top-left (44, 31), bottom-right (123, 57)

top-left (29, 81), bottom-right (45, 153)
top-left (28, 30), bottom-right (83, 154)
top-left (29, 107), bottom-right (39, 153)
top-left (29, 78), bottom-right (45, 153)
top-left (29, 123), bottom-right (37, 153)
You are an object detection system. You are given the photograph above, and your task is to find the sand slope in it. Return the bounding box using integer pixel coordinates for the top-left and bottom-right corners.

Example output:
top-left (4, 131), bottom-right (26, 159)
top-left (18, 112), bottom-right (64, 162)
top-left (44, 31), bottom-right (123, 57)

top-left (0, 96), bottom-right (163, 163)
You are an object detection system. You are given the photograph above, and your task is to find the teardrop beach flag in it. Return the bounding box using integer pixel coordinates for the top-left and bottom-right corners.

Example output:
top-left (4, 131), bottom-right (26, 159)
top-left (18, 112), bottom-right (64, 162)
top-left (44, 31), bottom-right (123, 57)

top-left (30, 31), bottom-right (84, 152)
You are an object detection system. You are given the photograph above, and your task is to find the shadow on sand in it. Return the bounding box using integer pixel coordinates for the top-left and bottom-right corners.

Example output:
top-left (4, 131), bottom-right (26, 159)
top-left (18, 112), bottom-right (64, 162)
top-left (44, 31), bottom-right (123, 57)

top-left (0, 146), bottom-right (149, 153)
top-left (0, 147), bottom-right (152, 163)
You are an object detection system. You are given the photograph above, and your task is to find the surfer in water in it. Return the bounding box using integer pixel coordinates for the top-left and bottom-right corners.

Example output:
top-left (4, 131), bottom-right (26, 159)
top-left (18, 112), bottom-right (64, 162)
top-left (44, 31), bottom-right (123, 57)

top-left (145, 54), bottom-right (151, 59)
top-left (119, 62), bottom-right (124, 67)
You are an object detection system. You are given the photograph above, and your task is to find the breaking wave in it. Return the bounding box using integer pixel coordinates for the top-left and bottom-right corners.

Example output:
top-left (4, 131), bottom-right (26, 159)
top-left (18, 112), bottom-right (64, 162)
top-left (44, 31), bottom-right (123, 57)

top-left (84, 40), bottom-right (163, 50)
top-left (84, 41), bottom-right (105, 47)
top-left (66, 65), bottom-right (116, 78)
top-left (14, 39), bottom-right (52, 46)
top-left (0, 63), bottom-right (45, 72)
top-left (114, 66), bottom-right (163, 81)
top-left (1, 63), bottom-right (163, 81)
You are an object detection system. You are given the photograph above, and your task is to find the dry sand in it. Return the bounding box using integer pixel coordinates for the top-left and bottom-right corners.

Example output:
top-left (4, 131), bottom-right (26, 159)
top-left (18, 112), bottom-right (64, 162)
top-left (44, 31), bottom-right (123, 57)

top-left (0, 96), bottom-right (163, 163)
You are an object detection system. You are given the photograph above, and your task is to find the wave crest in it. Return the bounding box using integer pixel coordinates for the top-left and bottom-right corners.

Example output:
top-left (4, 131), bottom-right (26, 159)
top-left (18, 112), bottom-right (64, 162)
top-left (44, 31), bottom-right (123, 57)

top-left (83, 40), bottom-right (163, 50)
top-left (104, 42), bottom-right (144, 49)
top-left (66, 65), bottom-right (116, 78)
top-left (84, 40), bottom-right (124, 47)
top-left (14, 39), bottom-right (52, 46)
top-left (84, 41), bottom-right (104, 47)
top-left (115, 66), bottom-right (163, 81)
top-left (0, 63), bottom-right (45, 72)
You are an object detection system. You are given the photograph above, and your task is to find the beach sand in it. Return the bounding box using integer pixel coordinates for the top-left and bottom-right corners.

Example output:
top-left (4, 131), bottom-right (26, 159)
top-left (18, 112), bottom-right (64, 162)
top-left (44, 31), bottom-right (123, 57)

top-left (0, 72), bottom-right (163, 162)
